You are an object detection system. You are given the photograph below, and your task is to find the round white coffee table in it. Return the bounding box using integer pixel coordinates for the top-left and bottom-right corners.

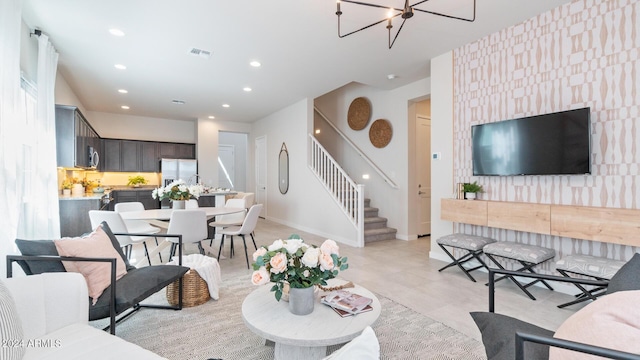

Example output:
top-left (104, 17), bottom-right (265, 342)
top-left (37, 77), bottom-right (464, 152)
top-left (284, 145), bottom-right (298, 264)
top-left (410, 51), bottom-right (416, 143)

top-left (242, 282), bottom-right (381, 360)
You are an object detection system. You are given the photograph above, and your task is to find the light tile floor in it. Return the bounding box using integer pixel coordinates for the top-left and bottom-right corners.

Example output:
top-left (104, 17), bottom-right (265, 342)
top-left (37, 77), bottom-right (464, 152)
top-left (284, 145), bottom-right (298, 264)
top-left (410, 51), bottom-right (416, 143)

top-left (139, 218), bottom-right (586, 341)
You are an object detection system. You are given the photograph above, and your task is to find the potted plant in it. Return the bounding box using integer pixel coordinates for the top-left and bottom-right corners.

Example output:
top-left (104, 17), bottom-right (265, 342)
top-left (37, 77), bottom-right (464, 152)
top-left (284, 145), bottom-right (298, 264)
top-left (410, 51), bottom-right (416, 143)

top-left (151, 179), bottom-right (203, 208)
top-left (463, 181), bottom-right (483, 200)
top-left (250, 235), bottom-right (348, 315)
top-left (127, 175), bottom-right (148, 187)
top-left (61, 179), bottom-right (73, 195)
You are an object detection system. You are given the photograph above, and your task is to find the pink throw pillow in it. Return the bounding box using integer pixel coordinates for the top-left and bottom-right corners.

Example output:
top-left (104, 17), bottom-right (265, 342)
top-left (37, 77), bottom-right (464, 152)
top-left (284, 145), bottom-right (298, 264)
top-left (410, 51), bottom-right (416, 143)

top-left (54, 226), bottom-right (127, 304)
top-left (550, 290), bottom-right (640, 359)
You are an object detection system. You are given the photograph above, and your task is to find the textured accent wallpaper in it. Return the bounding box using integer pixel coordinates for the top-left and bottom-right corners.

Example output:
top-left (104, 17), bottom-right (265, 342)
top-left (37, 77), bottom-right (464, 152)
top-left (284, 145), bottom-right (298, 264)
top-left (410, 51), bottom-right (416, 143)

top-left (452, 0), bottom-right (639, 268)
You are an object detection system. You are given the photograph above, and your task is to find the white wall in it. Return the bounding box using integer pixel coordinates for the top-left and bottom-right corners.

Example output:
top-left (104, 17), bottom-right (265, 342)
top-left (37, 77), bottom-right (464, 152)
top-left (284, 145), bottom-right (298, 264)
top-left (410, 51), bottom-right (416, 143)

top-left (197, 119), bottom-right (251, 189)
top-left (313, 79), bottom-right (429, 240)
top-left (87, 111), bottom-right (195, 143)
top-left (429, 51), bottom-right (454, 261)
top-left (250, 98), bottom-right (357, 246)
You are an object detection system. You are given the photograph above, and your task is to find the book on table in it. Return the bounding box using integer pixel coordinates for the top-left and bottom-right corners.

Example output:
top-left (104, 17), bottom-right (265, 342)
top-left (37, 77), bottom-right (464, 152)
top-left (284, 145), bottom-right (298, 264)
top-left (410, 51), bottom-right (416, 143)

top-left (321, 290), bottom-right (373, 317)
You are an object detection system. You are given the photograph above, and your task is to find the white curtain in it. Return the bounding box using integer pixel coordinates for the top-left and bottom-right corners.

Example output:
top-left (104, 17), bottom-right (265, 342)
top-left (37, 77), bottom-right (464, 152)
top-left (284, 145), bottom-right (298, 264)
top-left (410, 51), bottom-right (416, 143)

top-left (16, 34), bottom-right (60, 239)
top-left (0, 0), bottom-right (24, 276)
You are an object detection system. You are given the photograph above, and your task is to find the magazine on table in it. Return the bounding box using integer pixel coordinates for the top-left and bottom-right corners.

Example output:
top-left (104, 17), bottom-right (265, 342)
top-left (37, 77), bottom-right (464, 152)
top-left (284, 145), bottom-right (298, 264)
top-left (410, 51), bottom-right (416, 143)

top-left (321, 290), bottom-right (373, 317)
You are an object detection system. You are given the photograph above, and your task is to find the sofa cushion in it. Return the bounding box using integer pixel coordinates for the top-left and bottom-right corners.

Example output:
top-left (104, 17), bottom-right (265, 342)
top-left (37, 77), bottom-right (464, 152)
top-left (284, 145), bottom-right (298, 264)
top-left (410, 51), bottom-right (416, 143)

top-left (14, 239), bottom-right (65, 275)
top-left (98, 221), bottom-right (135, 271)
top-left (22, 323), bottom-right (165, 360)
top-left (0, 278), bottom-right (26, 360)
top-left (54, 226), bottom-right (128, 304)
top-left (14, 222), bottom-right (132, 275)
top-left (89, 265), bottom-right (190, 321)
top-left (470, 312), bottom-right (553, 360)
top-left (606, 252), bottom-right (640, 294)
top-left (550, 290), bottom-right (640, 360)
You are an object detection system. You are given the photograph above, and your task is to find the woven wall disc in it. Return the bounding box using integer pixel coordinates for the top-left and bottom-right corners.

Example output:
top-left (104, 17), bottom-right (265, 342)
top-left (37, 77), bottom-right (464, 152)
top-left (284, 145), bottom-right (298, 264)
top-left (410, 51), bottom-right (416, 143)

top-left (369, 119), bottom-right (392, 148)
top-left (347, 97), bottom-right (371, 130)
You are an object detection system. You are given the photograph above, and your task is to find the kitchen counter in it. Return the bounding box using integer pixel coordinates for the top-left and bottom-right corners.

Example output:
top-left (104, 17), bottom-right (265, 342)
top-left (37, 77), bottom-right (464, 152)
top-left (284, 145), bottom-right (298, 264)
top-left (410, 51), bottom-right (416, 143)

top-left (59, 193), bottom-right (107, 200)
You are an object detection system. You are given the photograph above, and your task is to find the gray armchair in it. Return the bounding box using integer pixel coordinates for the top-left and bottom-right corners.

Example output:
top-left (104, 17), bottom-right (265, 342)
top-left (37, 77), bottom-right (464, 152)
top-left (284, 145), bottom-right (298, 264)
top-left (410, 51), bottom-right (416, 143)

top-left (471, 267), bottom-right (640, 360)
top-left (7, 221), bottom-right (189, 335)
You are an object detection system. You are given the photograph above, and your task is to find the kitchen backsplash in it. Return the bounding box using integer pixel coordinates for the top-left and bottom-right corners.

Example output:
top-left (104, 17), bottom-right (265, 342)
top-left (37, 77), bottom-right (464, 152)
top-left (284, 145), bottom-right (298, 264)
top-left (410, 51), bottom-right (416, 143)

top-left (57, 169), bottom-right (160, 188)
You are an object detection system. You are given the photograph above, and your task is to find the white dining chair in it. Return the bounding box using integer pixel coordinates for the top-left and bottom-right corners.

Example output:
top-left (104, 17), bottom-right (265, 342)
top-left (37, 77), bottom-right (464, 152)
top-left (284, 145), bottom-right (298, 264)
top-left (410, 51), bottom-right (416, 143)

top-left (234, 192), bottom-right (255, 209)
top-left (114, 201), bottom-right (163, 262)
top-left (166, 210), bottom-right (209, 258)
top-left (208, 198), bottom-right (247, 232)
top-left (218, 204), bottom-right (263, 269)
top-left (89, 210), bottom-right (156, 265)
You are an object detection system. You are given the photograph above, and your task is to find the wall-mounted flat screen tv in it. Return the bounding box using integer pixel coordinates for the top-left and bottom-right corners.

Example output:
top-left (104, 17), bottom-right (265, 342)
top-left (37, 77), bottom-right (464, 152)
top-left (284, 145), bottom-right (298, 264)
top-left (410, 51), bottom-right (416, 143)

top-left (472, 107), bottom-right (591, 176)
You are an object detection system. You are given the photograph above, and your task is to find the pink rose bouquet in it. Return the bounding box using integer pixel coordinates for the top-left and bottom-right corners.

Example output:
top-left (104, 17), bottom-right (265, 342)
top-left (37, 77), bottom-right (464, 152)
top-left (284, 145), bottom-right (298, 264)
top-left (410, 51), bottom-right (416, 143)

top-left (251, 235), bottom-right (349, 301)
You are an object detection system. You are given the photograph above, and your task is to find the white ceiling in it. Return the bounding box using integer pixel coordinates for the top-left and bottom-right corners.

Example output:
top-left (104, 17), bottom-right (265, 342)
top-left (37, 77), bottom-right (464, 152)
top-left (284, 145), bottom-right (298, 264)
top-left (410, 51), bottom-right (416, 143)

top-left (21, 0), bottom-right (572, 123)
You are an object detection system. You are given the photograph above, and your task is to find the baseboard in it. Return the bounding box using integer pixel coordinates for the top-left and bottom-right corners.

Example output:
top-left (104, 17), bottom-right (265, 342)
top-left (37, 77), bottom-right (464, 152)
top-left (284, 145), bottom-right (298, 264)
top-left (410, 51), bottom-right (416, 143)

top-left (263, 216), bottom-right (359, 248)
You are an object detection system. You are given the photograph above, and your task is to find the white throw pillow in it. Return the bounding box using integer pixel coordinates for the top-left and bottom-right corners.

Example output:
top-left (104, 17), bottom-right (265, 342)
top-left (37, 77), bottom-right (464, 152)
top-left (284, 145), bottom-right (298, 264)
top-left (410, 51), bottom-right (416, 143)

top-left (0, 278), bottom-right (26, 360)
top-left (324, 326), bottom-right (380, 360)
top-left (550, 290), bottom-right (640, 359)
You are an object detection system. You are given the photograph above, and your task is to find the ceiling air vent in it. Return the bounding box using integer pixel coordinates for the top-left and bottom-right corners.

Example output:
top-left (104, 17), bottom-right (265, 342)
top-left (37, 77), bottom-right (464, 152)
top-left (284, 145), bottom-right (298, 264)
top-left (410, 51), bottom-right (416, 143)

top-left (189, 47), bottom-right (212, 59)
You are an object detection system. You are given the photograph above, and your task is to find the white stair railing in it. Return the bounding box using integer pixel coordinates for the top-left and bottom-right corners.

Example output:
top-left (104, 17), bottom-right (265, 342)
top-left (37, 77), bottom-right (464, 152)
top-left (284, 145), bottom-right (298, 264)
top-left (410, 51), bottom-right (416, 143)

top-left (308, 134), bottom-right (365, 247)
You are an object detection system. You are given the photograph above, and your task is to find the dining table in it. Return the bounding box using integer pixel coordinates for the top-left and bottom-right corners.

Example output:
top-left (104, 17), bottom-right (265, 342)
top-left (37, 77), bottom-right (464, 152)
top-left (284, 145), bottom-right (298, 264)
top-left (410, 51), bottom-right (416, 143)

top-left (120, 206), bottom-right (246, 266)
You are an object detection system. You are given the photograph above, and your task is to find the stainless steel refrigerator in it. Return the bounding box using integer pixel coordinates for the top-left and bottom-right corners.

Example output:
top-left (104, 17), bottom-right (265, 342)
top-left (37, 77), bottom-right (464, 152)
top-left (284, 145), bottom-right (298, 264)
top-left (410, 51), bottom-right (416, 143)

top-left (160, 158), bottom-right (198, 208)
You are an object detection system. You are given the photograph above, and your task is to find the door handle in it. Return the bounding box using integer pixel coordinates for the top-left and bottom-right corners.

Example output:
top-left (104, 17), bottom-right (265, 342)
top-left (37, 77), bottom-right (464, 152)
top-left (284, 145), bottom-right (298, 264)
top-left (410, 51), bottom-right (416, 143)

top-left (418, 191), bottom-right (425, 195)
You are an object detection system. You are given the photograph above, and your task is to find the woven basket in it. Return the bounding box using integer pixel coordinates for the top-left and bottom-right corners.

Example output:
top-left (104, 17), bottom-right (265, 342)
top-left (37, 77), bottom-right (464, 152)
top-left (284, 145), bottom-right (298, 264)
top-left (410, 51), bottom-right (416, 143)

top-left (166, 269), bottom-right (210, 307)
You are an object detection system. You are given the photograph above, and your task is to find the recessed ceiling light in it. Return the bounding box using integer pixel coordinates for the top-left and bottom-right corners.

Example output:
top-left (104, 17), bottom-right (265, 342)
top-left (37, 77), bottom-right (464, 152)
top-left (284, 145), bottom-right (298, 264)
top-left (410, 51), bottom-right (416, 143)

top-left (208, 115), bottom-right (215, 119)
top-left (315, 129), bottom-right (321, 134)
top-left (114, 64), bottom-right (126, 70)
top-left (387, 74), bottom-right (397, 80)
top-left (243, 87), bottom-right (252, 92)
top-left (250, 61), bottom-right (261, 67)
top-left (109, 28), bottom-right (125, 37)
top-left (222, 104), bottom-right (230, 108)
top-left (172, 100), bottom-right (186, 105)
top-left (118, 89), bottom-right (128, 94)
top-left (121, 105), bottom-right (130, 110)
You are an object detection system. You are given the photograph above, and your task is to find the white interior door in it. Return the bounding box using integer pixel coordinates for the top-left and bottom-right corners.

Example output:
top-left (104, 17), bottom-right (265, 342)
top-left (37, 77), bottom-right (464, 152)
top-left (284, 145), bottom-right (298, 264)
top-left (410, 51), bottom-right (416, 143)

top-left (417, 115), bottom-right (431, 236)
top-left (218, 144), bottom-right (235, 189)
top-left (255, 136), bottom-right (267, 214)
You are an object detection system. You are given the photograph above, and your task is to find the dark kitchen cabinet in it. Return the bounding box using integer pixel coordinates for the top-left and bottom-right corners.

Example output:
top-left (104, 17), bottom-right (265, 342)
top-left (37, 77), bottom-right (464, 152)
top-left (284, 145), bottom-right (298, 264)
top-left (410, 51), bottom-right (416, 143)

top-left (158, 142), bottom-right (195, 159)
top-left (102, 139), bottom-right (121, 171)
top-left (109, 189), bottom-right (159, 211)
top-left (121, 141), bottom-right (139, 171)
top-left (55, 105), bottom-right (100, 169)
top-left (101, 139), bottom-right (193, 172)
top-left (176, 143), bottom-right (195, 159)
top-left (100, 139), bottom-right (159, 172)
top-left (140, 142), bottom-right (158, 172)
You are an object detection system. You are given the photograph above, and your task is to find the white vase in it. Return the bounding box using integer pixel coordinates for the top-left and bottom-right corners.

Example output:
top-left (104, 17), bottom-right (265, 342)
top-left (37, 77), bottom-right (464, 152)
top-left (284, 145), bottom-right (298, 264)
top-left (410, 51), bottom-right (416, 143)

top-left (172, 200), bottom-right (186, 209)
top-left (288, 286), bottom-right (315, 315)
top-left (71, 184), bottom-right (84, 196)
top-left (62, 189), bottom-right (71, 196)
top-left (465, 192), bottom-right (476, 200)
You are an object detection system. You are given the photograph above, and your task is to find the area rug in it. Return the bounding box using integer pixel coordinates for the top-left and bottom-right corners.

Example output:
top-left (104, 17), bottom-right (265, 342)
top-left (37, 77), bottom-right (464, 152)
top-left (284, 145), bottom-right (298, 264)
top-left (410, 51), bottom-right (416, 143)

top-left (91, 275), bottom-right (485, 360)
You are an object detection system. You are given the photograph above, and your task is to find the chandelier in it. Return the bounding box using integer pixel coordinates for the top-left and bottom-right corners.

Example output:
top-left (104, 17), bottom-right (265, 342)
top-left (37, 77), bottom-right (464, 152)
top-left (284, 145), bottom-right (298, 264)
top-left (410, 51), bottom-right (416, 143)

top-left (336, 0), bottom-right (476, 49)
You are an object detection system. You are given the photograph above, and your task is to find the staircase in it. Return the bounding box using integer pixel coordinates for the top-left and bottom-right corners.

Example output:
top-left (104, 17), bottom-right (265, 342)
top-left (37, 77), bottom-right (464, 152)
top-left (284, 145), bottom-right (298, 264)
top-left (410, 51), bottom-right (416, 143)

top-left (363, 198), bottom-right (397, 243)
